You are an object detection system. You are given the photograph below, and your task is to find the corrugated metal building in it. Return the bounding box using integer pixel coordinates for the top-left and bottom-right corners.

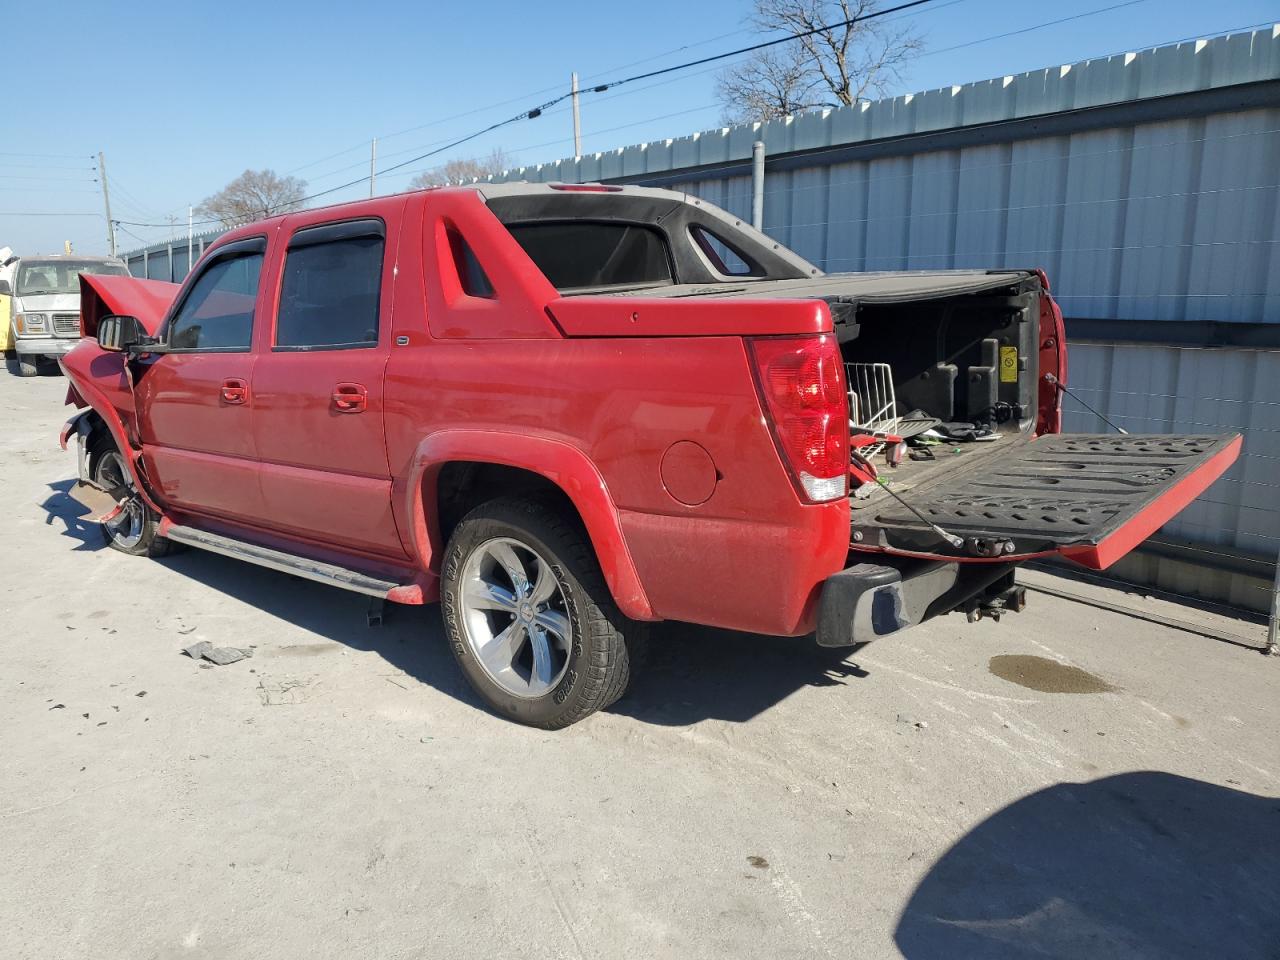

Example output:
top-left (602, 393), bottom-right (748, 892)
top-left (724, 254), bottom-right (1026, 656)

top-left (123, 26), bottom-right (1280, 613)
top-left (485, 25), bottom-right (1280, 614)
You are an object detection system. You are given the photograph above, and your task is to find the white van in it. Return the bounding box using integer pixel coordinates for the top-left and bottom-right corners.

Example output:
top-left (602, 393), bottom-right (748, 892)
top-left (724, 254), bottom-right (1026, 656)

top-left (2, 254), bottom-right (130, 376)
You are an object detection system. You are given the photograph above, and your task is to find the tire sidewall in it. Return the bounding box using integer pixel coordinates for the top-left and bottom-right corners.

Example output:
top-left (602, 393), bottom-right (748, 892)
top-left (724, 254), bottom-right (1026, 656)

top-left (441, 510), bottom-right (593, 726)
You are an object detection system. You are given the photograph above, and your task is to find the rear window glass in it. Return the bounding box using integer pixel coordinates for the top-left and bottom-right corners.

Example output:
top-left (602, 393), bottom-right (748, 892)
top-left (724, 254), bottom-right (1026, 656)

top-left (505, 221), bottom-right (671, 291)
top-left (448, 229), bottom-right (494, 298)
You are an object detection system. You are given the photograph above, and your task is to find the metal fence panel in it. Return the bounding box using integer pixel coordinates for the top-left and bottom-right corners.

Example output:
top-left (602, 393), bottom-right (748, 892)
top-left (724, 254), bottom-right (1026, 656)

top-left (145, 251), bottom-right (170, 281)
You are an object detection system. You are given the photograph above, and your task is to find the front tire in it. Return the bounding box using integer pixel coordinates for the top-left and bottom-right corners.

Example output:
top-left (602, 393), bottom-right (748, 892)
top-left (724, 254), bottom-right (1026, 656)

top-left (90, 442), bottom-right (172, 557)
top-left (441, 498), bottom-right (641, 728)
top-left (15, 354), bottom-right (38, 377)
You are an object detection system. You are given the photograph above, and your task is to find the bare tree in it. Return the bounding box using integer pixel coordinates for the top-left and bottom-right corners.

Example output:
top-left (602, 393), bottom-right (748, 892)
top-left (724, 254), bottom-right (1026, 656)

top-left (408, 148), bottom-right (514, 189)
top-left (196, 169), bottom-right (308, 227)
top-left (717, 0), bottom-right (923, 124)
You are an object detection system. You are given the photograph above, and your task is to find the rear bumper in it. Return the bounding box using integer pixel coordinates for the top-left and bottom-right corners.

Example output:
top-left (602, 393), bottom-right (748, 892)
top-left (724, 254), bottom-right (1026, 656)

top-left (814, 559), bottom-right (1017, 647)
top-left (14, 336), bottom-right (78, 357)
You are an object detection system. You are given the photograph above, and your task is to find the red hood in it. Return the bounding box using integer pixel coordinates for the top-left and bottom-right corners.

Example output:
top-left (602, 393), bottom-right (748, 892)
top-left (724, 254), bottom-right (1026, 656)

top-left (79, 273), bottom-right (180, 338)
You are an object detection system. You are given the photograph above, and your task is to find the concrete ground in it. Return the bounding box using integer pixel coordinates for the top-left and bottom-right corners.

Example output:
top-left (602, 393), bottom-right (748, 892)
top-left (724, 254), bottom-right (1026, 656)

top-left (2, 370), bottom-right (1277, 960)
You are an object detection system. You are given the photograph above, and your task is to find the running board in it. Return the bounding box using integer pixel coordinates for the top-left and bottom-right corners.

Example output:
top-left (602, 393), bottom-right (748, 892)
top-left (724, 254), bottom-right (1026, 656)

top-left (161, 523), bottom-right (425, 603)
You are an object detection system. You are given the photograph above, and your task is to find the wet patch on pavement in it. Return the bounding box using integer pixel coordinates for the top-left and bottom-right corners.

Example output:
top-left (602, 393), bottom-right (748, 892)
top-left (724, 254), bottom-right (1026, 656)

top-left (988, 654), bottom-right (1116, 694)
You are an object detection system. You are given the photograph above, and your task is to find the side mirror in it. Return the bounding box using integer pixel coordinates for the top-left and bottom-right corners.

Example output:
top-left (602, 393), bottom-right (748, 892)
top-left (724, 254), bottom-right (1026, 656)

top-left (97, 314), bottom-right (146, 352)
top-left (0, 279), bottom-right (10, 296)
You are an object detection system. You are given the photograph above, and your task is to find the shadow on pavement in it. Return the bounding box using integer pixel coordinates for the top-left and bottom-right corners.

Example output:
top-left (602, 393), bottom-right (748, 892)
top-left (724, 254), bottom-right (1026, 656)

top-left (41, 478), bottom-right (109, 550)
top-left (39, 483), bottom-right (869, 724)
top-left (609, 620), bottom-right (869, 725)
top-left (894, 771), bottom-right (1280, 960)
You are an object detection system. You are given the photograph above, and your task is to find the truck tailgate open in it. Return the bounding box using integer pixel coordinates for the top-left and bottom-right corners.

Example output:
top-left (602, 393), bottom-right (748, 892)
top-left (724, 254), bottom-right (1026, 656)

top-left (851, 433), bottom-right (1241, 569)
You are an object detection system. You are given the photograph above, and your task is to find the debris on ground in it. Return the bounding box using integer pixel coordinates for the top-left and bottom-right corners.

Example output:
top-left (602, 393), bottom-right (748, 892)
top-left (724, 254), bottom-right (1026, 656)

top-left (257, 677), bottom-right (312, 706)
top-left (182, 641), bottom-right (254, 666)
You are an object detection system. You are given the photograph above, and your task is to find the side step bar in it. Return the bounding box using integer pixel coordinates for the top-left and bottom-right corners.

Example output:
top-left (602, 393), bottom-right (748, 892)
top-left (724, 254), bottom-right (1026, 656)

top-left (161, 523), bottom-right (425, 603)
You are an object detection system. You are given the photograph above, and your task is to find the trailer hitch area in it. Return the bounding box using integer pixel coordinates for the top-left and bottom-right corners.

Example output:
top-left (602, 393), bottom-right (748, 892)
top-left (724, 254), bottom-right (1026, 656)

top-left (965, 536), bottom-right (1017, 558)
top-left (963, 583), bottom-right (1028, 623)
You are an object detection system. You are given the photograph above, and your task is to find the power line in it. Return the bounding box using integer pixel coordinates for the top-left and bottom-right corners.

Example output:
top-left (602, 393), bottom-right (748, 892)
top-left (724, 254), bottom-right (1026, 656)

top-left (114, 222), bottom-right (152, 247)
top-left (0, 151), bottom-right (90, 160)
top-left (0, 163), bottom-right (98, 172)
top-left (0, 211), bottom-right (102, 217)
top-left (284, 27), bottom-right (761, 178)
top-left (381, 0), bottom-right (1152, 187)
top-left (915, 0), bottom-right (1149, 59)
top-left (118, 0), bottom-right (943, 228)
top-left (0, 174), bottom-right (98, 182)
top-left (378, 102), bottom-right (724, 185)
top-left (0, 187), bottom-right (100, 195)
top-left (104, 172), bottom-right (169, 221)
top-left (576, 0), bottom-right (936, 93)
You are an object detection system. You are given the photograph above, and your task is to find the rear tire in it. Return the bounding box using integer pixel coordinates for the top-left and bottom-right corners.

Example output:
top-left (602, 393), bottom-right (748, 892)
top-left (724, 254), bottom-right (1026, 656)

top-left (89, 439), bottom-right (172, 557)
top-left (441, 497), bottom-right (643, 729)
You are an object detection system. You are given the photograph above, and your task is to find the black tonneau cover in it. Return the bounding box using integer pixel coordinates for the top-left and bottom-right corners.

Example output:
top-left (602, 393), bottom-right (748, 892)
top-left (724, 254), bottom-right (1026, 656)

top-left (595, 270), bottom-right (1032, 304)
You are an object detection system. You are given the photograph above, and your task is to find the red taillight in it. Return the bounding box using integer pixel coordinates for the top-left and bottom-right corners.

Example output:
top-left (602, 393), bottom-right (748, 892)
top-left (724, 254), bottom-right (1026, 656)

top-left (748, 335), bottom-right (849, 502)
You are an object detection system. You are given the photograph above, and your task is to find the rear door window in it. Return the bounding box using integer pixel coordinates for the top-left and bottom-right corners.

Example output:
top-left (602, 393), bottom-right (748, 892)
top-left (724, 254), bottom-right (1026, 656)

top-left (168, 252), bottom-right (262, 351)
top-left (276, 221), bottom-right (385, 350)
top-left (505, 221), bottom-right (671, 291)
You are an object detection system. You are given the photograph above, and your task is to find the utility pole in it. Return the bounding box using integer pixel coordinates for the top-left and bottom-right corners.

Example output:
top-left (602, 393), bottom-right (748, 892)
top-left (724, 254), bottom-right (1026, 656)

top-left (751, 141), bottom-right (765, 231)
top-left (1267, 542), bottom-right (1278, 656)
top-left (188, 206), bottom-right (194, 277)
top-left (370, 138), bottom-right (377, 198)
top-left (98, 151), bottom-right (116, 256)
top-left (571, 73), bottom-right (582, 157)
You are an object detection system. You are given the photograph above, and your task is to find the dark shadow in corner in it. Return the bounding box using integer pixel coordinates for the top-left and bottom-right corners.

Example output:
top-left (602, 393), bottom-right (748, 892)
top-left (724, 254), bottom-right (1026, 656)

top-left (38, 484), bottom-right (873, 724)
top-left (895, 772), bottom-right (1280, 960)
top-left (607, 621), bottom-right (870, 726)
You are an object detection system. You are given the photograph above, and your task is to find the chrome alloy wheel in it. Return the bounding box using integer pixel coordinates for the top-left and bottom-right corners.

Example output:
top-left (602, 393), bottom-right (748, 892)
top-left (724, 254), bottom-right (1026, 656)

top-left (94, 450), bottom-right (145, 550)
top-left (459, 537), bottom-right (573, 699)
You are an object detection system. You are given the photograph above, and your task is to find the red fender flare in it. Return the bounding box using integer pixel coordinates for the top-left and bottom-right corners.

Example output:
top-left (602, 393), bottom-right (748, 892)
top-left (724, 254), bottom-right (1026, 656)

top-left (57, 362), bottom-right (166, 516)
top-left (402, 429), bottom-right (657, 622)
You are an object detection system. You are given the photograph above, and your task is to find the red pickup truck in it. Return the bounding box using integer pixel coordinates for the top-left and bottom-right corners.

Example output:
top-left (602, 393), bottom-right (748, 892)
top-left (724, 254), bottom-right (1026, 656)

top-left (60, 183), bottom-right (1240, 728)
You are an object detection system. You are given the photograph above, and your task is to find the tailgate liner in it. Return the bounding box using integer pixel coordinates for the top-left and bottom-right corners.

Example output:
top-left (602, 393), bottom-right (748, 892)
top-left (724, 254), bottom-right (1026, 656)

top-left (852, 434), bottom-right (1241, 567)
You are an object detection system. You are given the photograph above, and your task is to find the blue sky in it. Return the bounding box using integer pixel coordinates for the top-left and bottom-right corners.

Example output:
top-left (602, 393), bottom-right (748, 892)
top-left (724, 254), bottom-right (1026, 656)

top-left (5, 0), bottom-right (1276, 256)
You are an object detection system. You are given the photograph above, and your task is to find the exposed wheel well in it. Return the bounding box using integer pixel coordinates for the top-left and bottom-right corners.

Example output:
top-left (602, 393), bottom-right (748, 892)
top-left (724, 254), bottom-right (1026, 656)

top-left (435, 461), bottom-right (581, 546)
top-left (79, 410), bottom-right (115, 461)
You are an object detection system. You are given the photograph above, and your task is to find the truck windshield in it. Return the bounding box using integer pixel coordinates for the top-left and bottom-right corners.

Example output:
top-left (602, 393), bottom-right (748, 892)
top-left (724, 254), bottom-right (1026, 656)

top-left (505, 222), bottom-right (672, 291)
top-left (15, 260), bottom-right (129, 296)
